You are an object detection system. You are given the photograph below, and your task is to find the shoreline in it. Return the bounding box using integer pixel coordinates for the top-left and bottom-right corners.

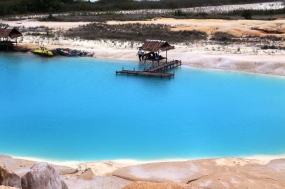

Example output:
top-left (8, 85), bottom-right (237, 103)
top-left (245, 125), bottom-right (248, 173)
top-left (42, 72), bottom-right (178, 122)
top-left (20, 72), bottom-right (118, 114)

top-left (12, 44), bottom-right (285, 79)
top-left (2, 153), bottom-right (285, 189)
top-left (2, 152), bottom-right (285, 188)
top-left (5, 152), bottom-right (285, 168)
top-left (2, 16), bottom-right (285, 78)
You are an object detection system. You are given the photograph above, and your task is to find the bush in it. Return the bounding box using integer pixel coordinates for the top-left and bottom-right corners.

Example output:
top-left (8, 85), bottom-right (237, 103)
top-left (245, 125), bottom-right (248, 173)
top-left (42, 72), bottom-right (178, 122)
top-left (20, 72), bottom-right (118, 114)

top-left (42, 13), bottom-right (58, 21)
top-left (173, 10), bottom-right (186, 16)
top-left (211, 32), bottom-right (236, 42)
top-left (64, 23), bottom-right (208, 43)
top-left (241, 10), bottom-right (252, 19)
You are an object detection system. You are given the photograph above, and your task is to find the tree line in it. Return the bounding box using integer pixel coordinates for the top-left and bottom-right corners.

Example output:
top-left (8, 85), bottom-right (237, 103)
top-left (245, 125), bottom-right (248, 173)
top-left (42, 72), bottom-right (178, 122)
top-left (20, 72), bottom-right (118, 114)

top-left (0, 0), bottom-right (280, 16)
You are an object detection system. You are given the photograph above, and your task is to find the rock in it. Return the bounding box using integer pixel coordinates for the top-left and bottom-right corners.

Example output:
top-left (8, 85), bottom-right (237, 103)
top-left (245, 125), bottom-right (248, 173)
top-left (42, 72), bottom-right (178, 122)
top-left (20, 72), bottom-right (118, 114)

top-left (0, 155), bottom-right (35, 177)
top-left (54, 167), bottom-right (77, 176)
top-left (21, 162), bottom-right (68, 189)
top-left (78, 168), bottom-right (94, 180)
top-left (0, 163), bottom-right (21, 188)
top-left (112, 161), bottom-right (207, 183)
top-left (113, 158), bottom-right (285, 189)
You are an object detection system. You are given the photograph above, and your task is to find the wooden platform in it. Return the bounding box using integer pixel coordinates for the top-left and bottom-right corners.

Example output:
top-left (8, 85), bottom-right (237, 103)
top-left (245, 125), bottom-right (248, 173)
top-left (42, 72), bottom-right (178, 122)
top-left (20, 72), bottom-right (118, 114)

top-left (116, 60), bottom-right (181, 78)
top-left (146, 60), bottom-right (182, 72)
top-left (116, 70), bottom-right (174, 78)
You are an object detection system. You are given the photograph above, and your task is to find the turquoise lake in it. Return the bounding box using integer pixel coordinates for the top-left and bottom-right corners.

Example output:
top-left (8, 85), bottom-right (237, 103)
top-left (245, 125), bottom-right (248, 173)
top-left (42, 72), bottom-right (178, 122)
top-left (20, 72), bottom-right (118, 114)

top-left (1, 52), bottom-right (285, 161)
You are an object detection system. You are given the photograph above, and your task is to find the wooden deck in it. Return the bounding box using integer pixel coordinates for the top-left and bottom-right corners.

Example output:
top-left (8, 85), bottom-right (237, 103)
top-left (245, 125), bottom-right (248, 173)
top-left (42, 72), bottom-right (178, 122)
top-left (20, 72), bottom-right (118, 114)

top-left (116, 70), bottom-right (174, 78)
top-left (116, 60), bottom-right (181, 78)
top-left (146, 60), bottom-right (182, 72)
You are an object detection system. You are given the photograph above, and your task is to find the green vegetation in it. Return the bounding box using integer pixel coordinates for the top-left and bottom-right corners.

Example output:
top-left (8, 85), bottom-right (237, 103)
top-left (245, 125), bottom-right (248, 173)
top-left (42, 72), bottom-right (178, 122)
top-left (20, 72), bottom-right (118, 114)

top-left (64, 23), bottom-right (207, 42)
top-left (210, 32), bottom-right (237, 43)
top-left (41, 12), bottom-right (159, 22)
top-left (241, 10), bottom-right (253, 19)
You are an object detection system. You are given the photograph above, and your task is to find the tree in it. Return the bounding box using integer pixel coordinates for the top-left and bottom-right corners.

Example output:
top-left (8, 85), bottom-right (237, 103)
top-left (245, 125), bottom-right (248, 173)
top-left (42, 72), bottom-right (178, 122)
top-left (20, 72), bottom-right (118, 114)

top-left (19, 0), bottom-right (64, 13)
top-left (241, 10), bottom-right (252, 19)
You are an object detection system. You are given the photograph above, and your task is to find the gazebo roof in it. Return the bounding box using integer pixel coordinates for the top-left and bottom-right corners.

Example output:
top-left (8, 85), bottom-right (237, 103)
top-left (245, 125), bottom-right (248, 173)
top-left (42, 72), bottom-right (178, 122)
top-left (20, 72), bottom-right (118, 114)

top-left (0, 28), bottom-right (22, 39)
top-left (140, 40), bottom-right (175, 52)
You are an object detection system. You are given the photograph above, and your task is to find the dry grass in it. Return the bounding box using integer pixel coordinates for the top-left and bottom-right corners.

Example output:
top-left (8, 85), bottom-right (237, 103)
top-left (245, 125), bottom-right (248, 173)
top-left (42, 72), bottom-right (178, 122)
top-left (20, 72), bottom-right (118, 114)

top-left (64, 23), bottom-right (208, 43)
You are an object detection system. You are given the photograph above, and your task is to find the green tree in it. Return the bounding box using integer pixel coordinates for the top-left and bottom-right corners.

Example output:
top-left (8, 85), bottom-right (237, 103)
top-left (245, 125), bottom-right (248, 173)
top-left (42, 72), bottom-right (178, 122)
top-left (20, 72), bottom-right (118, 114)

top-left (19, 0), bottom-right (64, 13)
top-left (241, 10), bottom-right (252, 19)
top-left (174, 9), bottom-right (186, 16)
top-left (0, 3), bottom-right (7, 15)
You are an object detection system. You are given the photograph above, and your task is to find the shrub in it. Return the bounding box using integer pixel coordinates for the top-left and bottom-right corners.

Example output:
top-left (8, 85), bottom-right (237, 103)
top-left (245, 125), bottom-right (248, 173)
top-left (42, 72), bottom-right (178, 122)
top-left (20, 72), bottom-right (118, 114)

top-left (64, 23), bottom-right (208, 43)
top-left (241, 10), bottom-right (252, 19)
top-left (211, 32), bottom-right (236, 42)
top-left (173, 10), bottom-right (186, 16)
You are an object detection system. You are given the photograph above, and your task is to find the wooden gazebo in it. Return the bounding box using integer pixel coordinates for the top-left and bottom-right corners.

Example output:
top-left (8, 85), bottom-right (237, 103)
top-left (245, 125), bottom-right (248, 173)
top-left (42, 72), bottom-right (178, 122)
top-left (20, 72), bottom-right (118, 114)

top-left (117, 40), bottom-right (180, 78)
top-left (0, 27), bottom-right (22, 39)
top-left (139, 40), bottom-right (175, 63)
top-left (0, 27), bottom-right (22, 50)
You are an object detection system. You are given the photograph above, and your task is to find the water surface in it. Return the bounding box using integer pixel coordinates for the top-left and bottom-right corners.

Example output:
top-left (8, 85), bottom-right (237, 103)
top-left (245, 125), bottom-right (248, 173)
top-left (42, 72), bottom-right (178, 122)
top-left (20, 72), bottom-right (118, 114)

top-left (1, 53), bottom-right (285, 161)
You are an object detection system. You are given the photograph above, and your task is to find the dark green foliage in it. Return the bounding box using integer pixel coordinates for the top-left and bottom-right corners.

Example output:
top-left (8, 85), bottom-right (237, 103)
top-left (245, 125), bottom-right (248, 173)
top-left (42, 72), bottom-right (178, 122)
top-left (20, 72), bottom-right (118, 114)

top-left (0, 1), bottom-right (19, 15)
top-left (173, 10), bottom-right (186, 17)
top-left (176, 30), bottom-right (208, 41)
top-left (260, 35), bottom-right (282, 41)
top-left (64, 23), bottom-right (208, 42)
top-left (42, 13), bottom-right (58, 21)
top-left (241, 10), bottom-right (252, 19)
top-left (211, 32), bottom-right (236, 42)
top-left (46, 11), bottom-right (158, 22)
top-left (225, 7), bottom-right (285, 19)
top-left (260, 45), bottom-right (285, 50)
top-left (261, 45), bottom-right (277, 49)
top-left (18, 0), bottom-right (64, 13)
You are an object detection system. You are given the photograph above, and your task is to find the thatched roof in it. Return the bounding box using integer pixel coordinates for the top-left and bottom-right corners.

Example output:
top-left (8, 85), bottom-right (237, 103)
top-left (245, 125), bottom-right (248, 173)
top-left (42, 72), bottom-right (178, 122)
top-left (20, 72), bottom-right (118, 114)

top-left (0, 28), bottom-right (22, 39)
top-left (140, 40), bottom-right (175, 52)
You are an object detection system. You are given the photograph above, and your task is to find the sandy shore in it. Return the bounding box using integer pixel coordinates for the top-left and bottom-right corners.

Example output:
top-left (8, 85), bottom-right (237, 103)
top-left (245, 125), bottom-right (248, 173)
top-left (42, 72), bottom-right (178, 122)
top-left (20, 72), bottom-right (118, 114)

top-left (2, 16), bottom-right (285, 77)
top-left (16, 42), bottom-right (285, 78)
top-left (7, 153), bottom-right (285, 171)
top-left (1, 153), bottom-right (285, 189)
top-left (3, 154), bottom-right (284, 174)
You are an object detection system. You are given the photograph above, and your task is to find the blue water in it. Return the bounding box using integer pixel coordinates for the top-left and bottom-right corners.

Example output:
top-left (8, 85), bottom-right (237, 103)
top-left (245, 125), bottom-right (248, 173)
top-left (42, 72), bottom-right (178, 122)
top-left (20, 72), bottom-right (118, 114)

top-left (1, 52), bottom-right (285, 161)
